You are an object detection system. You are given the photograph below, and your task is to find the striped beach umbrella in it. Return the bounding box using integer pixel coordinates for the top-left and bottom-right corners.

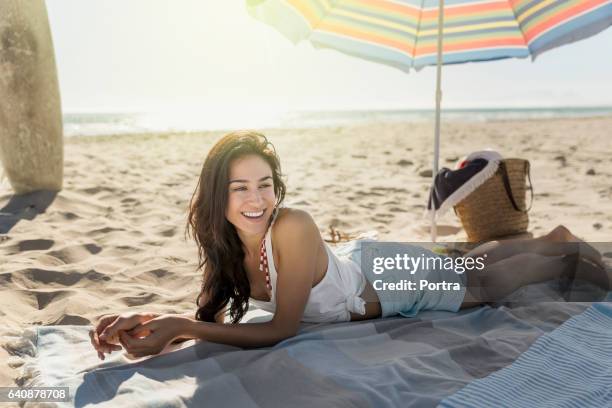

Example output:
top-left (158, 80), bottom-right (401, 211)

top-left (247, 0), bottom-right (612, 71)
top-left (247, 0), bottom-right (612, 239)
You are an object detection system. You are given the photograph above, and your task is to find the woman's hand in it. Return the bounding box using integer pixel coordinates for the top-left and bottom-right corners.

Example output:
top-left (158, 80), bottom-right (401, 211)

top-left (119, 314), bottom-right (193, 358)
top-left (89, 312), bottom-right (159, 360)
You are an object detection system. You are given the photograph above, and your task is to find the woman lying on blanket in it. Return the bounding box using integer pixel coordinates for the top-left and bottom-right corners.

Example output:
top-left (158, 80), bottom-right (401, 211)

top-left (90, 130), bottom-right (610, 359)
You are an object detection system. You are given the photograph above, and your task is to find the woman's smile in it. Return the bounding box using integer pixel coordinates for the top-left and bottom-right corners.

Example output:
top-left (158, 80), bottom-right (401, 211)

top-left (241, 209), bottom-right (267, 221)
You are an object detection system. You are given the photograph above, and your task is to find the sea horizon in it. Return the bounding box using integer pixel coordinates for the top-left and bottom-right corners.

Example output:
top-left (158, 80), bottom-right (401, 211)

top-left (63, 106), bottom-right (612, 137)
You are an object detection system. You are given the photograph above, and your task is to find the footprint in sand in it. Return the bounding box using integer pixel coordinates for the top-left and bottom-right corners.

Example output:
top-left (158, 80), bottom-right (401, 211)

top-left (397, 159), bottom-right (413, 167)
top-left (121, 292), bottom-right (161, 307)
top-left (388, 207), bottom-right (408, 213)
top-left (34, 254), bottom-right (67, 267)
top-left (163, 256), bottom-right (187, 264)
top-left (158, 227), bottom-right (177, 237)
top-left (32, 289), bottom-right (75, 309)
top-left (130, 268), bottom-right (180, 287)
top-left (9, 268), bottom-right (110, 289)
top-left (51, 315), bottom-right (92, 326)
top-left (358, 203), bottom-right (376, 210)
top-left (80, 186), bottom-right (116, 195)
top-left (89, 227), bottom-right (125, 235)
top-left (59, 212), bottom-right (80, 220)
top-left (101, 243), bottom-right (144, 257)
top-left (47, 243), bottom-right (102, 264)
top-left (355, 190), bottom-right (385, 197)
top-left (371, 187), bottom-right (409, 194)
top-left (139, 268), bottom-right (173, 280)
top-left (121, 197), bottom-right (140, 205)
top-left (15, 239), bottom-right (55, 252)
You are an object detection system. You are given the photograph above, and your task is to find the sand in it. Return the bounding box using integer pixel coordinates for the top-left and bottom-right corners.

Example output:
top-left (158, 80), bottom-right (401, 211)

top-left (1, 116), bottom-right (612, 385)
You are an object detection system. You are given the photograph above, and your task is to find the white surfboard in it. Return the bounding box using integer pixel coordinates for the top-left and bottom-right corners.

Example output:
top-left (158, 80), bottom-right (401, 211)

top-left (0, 0), bottom-right (63, 194)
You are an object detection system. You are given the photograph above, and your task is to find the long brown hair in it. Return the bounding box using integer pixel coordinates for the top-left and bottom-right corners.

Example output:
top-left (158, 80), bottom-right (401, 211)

top-left (186, 130), bottom-right (286, 323)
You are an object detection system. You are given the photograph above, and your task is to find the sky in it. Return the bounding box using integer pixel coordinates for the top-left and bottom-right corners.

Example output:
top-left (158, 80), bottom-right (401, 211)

top-left (45, 0), bottom-right (612, 113)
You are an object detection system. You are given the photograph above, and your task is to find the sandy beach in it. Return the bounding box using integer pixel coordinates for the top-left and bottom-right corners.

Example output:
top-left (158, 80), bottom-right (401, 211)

top-left (1, 116), bottom-right (612, 385)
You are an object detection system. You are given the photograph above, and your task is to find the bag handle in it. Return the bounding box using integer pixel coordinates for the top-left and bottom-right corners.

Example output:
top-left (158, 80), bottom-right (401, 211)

top-left (500, 160), bottom-right (533, 213)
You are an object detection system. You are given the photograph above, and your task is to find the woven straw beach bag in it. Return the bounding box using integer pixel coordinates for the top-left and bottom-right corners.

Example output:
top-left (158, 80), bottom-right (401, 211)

top-left (454, 159), bottom-right (533, 242)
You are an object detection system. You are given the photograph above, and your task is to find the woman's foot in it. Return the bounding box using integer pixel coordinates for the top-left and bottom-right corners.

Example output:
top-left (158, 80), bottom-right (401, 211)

top-left (543, 225), bottom-right (575, 242)
top-left (542, 225), bottom-right (603, 267)
top-left (573, 256), bottom-right (612, 291)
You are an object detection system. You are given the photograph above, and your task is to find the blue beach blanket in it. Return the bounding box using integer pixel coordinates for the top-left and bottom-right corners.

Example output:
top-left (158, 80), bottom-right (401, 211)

top-left (440, 302), bottom-right (612, 408)
top-left (5, 286), bottom-right (611, 407)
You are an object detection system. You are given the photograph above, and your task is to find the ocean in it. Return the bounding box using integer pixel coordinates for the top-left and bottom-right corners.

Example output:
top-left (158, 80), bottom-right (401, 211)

top-left (63, 107), bottom-right (612, 137)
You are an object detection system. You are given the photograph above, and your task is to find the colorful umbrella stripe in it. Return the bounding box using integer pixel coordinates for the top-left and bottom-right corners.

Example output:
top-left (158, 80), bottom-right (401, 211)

top-left (248, 0), bottom-right (612, 71)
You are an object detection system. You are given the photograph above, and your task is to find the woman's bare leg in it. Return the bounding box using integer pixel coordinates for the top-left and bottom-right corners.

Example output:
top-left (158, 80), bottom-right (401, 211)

top-left (461, 252), bottom-right (611, 308)
top-left (464, 225), bottom-right (603, 267)
top-left (463, 253), bottom-right (568, 306)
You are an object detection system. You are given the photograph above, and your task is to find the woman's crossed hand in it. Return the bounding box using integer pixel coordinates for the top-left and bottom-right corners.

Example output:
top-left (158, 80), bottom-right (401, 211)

top-left (120, 315), bottom-right (193, 358)
top-left (89, 312), bottom-right (159, 360)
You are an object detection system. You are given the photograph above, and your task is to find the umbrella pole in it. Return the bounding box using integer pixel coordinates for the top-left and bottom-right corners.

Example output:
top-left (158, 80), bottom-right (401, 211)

top-left (430, 0), bottom-right (444, 243)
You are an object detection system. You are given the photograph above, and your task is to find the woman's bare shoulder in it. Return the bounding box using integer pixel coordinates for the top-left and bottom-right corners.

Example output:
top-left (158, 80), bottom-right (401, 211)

top-left (272, 208), bottom-right (324, 275)
top-left (273, 208), bottom-right (320, 239)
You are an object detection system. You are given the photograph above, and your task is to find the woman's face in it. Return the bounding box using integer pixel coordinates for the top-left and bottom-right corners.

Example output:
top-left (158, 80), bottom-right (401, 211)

top-left (226, 154), bottom-right (277, 237)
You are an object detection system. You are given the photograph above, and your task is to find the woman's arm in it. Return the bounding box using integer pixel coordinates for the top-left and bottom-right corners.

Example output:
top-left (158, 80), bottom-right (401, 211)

top-left (181, 302), bottom-right (226, 323)
top-left (183, 317), bottom-right (297, 348)
top-left (121, 210), bottom-right (322, 353)
top-left (119, 314), bottom-right (294, 355)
